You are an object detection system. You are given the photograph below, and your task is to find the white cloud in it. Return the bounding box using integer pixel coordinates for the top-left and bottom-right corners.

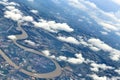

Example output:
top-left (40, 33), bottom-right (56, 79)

top-left (24, 40), bottom-right (36, 46)
top-left (22, 16), bottom-right (34, 22)
top-left (33, 19), bottom-right (74, 33)
top-left (4, 10), bottom-right (22, 21)
top-left (6, 6), bottom-right (16, 10)
top-left (111, 0), bottom-right (120, 5)
top-left (79, 36), bottom-right (89, 46)
top-left (78, 36), bottom-right (120, 61)
top-left (99, 22), bottom-right (118, 31)
top-left (57, 56), bottom-right (67, 61)
top-left (30, 9), bottom-right (38, 14)
top-left (41, 50), bottom-right (56, 59)
top-left (116, 32), bottom-right (120, 36)
top-left (88, 38), bottom-right (113, 52)
top-left (57, 36), bottom-right (80, 45)
top-left (4, 4), bottom-right (23, 22)
top-left (41, 49), bottom-right (85, 64)
top-left (4, 3), bottom-right (34, 23)
top-left (8, 2), bottom-right (19, 6)
top-left (42, 50), bottom-right (51, 56)
top-left (57, 53), bottom-right (85, 64)
top-left (50, 55), bottom-right (56, 59)
top-left (110, 77), bottom-right (120, 80)
top-left (2, 0), bottom-right (8, 2)
top-left (100, 31), bottom-right (108, 35)
top-left (0, 0), bottom-right (19, 6)
top-left (90, 62), bottom-right (113, 72)
top-left (68, 0), bottom-right (120, 34)
top-left (68, 0), bottom-right (87, 10)
top-left (115, 68), bottom-right (120, 75)
top-left (3, 0), bottom-right (73, 34)
top-left (7, 35), bottom-right (17, 40)
top-left (88, 38), bottom-right (120, 61)
top-left (27, 0), bottom-right (34, 2)
top-left (2, 0), bottom-right (32, 23)
top-left (89, 74), bottom-right (107, 80)
top-left (89, 46), bottom-right (100, 52)
top-left (67, 53), bottom-right (85, 64)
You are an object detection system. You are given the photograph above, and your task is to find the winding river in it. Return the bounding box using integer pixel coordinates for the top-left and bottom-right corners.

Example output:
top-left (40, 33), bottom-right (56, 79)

top-left (0, 22), bottom-right (62, 78)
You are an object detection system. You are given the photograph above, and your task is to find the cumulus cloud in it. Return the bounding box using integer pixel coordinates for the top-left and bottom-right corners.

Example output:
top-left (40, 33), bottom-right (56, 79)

top-left (41, 49), bottom-right (84, 64)
top-left (42, 50), bottom-right (51, 56)
top-left (78, 36), bottom-right (120, 61)
top-left (88, 38), bottom-right (113, 52)
top-left (110, 77), bottom-right (120, 80)
top-left (67, 53), bottom-right (85, 64)
top-left (3, 0), bottom-right (73, 34)
top-left (0, 0), bottom-right (19, 6)
top-left (6, 6), bottom-right (16, 10)
top-left (4, 4), bottom-right (73, 33)
top-left (30, 9), bottom-right (38, 14)
top-left (90, 62), bottom-right (113, 72)
top-left (115, 68), bottom-right (120, 75)
top-left (33, 19), bottom-right (74, 33)
top-left (4, 5), bottom-right (23, 21)
top-left (22, 16), bottom-right (34, 22)
top-left (89, 74), bottom-right (120, 80)
top-left (57, 53), bottom-right (85, 64)
top-left (7, 35), bottom-right (17, 40)
top-left (3, 1), bottom-right (33, 23)
top-left (84, 59), bottom-right (114, 72)
top-left (79, 36), bottom-right (101, 52)
top-left (4, 10), bottom-right (22, 21)
top-left (50, 55), bottom-right (56, 59)
top-left (57, 36), bottom-right (79, 45)
top-left (4, 6), bottom-right (34, 22)
top-left (24, 40), bottom-right (36, 46)
top-left (8, 2), bottom-right (19, 6)
top-left (89, 46), bottom-right (100, 52)
top-left (79, 36), bottom-right (89, 46)
top-left (41, 50), bottom-right (56, 59)
top-left (89, 74), bottom-right (107, 80)
top-left (57, 56), bottom-right (67, 61)
top-left (88, 38), bottom-right (120, 61)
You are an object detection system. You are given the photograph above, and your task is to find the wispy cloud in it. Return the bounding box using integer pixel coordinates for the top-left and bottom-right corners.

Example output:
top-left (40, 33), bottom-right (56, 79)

top-left (67, 0), bottom-right (120, 36)
top-left (27, 0), bottom-right (34, 2)
top-left (111, 0), bottom-right (120, 5)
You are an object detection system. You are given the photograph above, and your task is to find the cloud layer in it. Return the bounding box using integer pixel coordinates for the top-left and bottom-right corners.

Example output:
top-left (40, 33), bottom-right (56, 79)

top-left (68, 0), bottom-right (120, 36)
